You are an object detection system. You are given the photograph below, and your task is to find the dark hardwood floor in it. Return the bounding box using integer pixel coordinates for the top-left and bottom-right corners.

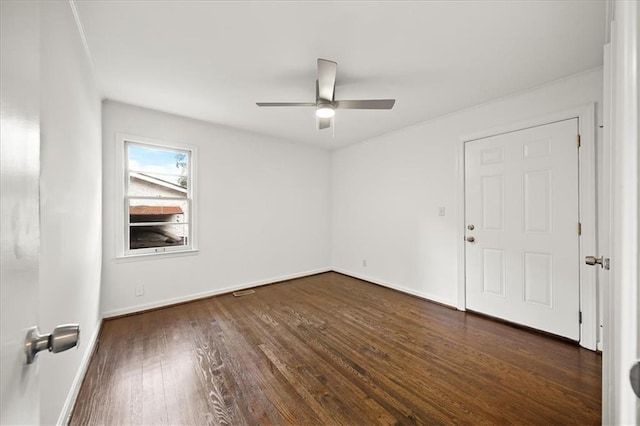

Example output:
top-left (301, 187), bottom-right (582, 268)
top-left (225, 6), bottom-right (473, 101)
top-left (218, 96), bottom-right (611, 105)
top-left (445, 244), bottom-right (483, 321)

top-left (71, 272), bottom-right (601, 425)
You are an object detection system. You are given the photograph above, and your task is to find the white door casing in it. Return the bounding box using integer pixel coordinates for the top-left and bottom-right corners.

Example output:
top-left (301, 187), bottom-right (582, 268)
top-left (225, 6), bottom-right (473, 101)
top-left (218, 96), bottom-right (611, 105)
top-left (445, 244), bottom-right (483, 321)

top-left (457, 104), bottom-right (597, 350)
top-left (464, 119), bottom-right (580, 340)
top-left (0, 1), bottom-right (42, 424)
top-left (603, 1), bottom-right (639, 423)
top-left (601, 40), bottom-right (614, 424)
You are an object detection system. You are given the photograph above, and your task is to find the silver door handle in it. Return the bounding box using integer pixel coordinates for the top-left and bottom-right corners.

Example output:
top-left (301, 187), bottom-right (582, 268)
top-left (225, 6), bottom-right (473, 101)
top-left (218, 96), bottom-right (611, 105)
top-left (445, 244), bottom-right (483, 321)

top-left (466, 236), bottom-right (475, 243)
top-left (25, 324), bottom-right (80, 365)
top-left (629, 361), bottom-right (640, 398)
top-left (631, 361), bottom-right (640, 399)
top-left (585, 256), bottom-right (610, 270)
top-left (585, 256), bottom-right (603, 266)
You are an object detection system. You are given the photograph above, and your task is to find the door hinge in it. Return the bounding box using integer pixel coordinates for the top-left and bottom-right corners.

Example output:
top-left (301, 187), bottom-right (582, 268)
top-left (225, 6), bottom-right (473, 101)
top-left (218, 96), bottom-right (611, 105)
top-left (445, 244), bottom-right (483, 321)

top-left (577, 134), bottom-right (581, 148)
top-left (579, 311), bottom-right (583, 324)
top-left (578, 222), bottom-right (582, 235)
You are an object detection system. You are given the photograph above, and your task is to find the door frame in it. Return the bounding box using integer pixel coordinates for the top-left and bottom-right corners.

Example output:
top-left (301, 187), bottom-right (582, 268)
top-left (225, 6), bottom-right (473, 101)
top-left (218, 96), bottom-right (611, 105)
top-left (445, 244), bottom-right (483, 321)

top-left (604, 1), bottom-right (639, 422)
top-left (456, 103), bottom-right (597, 350)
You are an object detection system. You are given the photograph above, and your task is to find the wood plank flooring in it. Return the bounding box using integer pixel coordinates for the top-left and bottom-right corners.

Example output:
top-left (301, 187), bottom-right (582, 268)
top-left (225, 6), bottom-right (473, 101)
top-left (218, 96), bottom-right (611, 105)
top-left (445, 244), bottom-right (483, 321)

top-left (71, 272), bottom-right (601, 425)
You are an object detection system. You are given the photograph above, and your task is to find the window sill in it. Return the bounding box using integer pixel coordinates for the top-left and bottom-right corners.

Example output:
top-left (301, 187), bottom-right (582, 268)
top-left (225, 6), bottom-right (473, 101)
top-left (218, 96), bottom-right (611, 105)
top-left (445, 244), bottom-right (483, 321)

top-left (115, 248), bottom-right (199, 263)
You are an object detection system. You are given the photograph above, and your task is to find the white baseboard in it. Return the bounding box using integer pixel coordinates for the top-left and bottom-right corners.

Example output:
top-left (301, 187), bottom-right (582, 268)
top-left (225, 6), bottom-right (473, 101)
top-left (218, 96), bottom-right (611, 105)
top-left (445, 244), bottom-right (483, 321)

top-left (332, 268), bottom-right (457, 309)
top-left (102, 267), bottom-right (332, 318)
top-left (57, 317), bottom-right (102, 426)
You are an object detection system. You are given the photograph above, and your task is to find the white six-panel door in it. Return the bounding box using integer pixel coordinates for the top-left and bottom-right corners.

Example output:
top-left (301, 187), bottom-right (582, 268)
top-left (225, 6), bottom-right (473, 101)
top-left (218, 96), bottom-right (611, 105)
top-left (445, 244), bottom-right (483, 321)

top-left (464, 118), bottom-right (580, 340)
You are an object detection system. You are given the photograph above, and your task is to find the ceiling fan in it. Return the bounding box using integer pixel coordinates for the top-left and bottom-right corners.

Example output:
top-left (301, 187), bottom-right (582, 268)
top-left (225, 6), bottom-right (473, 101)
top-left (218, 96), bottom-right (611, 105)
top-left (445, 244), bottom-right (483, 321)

top-left (256, 59), bottom-right (396, 130)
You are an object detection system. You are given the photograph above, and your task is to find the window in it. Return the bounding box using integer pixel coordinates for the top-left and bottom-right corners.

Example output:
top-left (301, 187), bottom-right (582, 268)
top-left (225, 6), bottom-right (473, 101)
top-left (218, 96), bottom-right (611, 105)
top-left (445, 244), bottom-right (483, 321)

top-left (120, 137), bottom-right (196, 256)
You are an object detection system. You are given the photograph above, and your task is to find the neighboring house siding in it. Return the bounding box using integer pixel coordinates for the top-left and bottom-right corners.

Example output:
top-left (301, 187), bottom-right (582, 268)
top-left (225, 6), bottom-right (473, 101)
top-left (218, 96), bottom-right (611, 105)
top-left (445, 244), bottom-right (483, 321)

top-left (129, 177), bottom-right (184, 198)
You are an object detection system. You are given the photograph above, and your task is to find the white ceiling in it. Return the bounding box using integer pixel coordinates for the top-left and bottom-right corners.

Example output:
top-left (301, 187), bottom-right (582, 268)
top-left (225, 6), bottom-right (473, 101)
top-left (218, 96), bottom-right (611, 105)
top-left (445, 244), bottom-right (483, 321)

top-left (75, 1), bottom-right (606, 149)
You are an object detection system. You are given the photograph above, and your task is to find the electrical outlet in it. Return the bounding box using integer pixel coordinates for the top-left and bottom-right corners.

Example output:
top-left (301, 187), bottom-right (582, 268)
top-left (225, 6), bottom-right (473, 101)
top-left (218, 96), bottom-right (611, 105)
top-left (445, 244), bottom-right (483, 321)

top-left (362, 259), bottom-right (367, 267)
top-left (135, 285), bottom-right (144, 297)
top-left (438, 207), bottom-right (446, 216)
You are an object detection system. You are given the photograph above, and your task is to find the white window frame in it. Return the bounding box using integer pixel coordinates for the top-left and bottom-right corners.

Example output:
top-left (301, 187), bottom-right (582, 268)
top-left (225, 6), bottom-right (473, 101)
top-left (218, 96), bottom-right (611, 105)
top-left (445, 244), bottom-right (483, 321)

top-left (115, 133), bottom-right (198, 259)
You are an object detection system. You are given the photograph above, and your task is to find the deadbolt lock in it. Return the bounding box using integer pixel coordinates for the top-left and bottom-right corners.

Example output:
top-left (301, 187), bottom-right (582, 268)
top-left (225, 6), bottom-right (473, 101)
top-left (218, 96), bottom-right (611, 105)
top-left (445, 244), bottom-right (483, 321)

top-left (467, 224), bottom-right (475, 231)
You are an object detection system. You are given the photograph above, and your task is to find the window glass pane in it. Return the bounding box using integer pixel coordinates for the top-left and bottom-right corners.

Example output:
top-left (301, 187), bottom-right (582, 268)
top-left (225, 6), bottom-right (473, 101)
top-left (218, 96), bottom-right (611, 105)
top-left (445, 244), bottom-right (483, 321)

top-left (128, 198), bottom-right (189, 224)
top-left (128, 173), bottom-right (188, 198)
top-left (129, 224), bottom-right (189, 250)
top-left (127, 143), bottom-right (189, 193)
top-left (123, 139), bottom-right (193, 255)
top-left (128, 199), bottom-right (189, 250)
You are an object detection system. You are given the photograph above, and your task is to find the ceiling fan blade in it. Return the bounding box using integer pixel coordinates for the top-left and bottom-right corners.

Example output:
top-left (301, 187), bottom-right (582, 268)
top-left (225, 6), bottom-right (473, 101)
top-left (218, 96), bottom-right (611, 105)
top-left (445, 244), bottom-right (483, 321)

top-left (317, 59), bottom-right (337, 101)
top-left (335, 99), bottom-right (396, 109)
top-left (318, 117), bottom-right (331, 130)
top-left (256, 102), bottom-right (316, 107)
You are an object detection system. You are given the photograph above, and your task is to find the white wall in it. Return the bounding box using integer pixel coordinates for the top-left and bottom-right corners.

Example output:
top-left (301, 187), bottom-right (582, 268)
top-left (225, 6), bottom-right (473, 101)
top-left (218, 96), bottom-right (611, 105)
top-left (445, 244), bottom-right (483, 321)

top-left (101, 101), bottom-right (331, 316)
top-left (332, 68), bottom-right (603, 307)
top-left (39, 2), bottom-right (102, 425)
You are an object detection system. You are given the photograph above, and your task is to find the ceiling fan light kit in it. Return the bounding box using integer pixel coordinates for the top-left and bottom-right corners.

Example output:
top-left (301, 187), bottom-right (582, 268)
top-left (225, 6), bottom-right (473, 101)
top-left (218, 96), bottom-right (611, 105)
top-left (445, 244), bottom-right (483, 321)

top-left (257, 58), bottom-right (395, 131)
top-left (315, 101), bottom-right (335, 118)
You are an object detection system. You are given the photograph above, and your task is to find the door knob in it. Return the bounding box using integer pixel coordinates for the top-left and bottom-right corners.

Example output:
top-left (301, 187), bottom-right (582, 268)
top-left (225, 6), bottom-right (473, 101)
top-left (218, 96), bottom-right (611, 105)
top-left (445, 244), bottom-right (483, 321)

top-left (24, 324), bottom-right (80, 365)
top-left (466, 236), bottom-right (475, 243)
top-left (585, 256), bottom-right (602, 266)
top-left (631, 362), bottom-right (640, 399)
top-left (585, 256), bottom-right (610, 269)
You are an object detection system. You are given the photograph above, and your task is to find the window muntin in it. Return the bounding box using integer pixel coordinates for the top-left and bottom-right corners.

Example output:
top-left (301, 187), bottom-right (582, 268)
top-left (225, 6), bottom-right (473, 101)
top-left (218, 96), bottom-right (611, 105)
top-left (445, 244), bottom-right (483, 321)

top-left (125, 141), bottom-right (193, 255)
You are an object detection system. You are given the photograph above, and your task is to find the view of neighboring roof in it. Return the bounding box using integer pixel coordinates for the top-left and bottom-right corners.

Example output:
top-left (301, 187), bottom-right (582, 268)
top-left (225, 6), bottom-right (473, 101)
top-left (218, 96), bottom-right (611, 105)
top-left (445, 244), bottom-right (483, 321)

top-left (129, 206), bottom-right (183, 215)
top-left (130, 172), bottom-right (187, 193)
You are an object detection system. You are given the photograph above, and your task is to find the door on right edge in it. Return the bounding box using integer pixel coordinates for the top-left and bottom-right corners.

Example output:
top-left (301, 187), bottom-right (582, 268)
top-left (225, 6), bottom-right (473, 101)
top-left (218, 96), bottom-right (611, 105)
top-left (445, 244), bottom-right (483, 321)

top-left (464, 118), bottom-right (580, 340)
